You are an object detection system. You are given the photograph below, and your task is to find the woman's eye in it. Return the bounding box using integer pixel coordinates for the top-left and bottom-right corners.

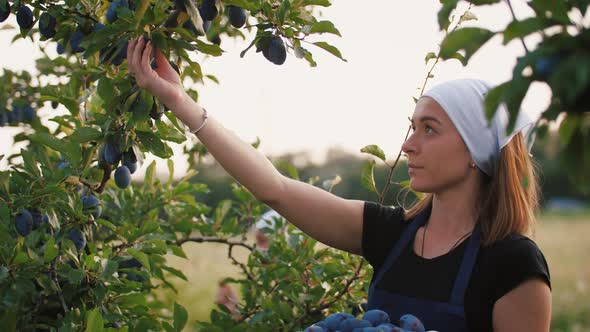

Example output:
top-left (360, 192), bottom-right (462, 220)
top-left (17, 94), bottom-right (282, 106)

top-left (425, 126), bottom-right (433, 133)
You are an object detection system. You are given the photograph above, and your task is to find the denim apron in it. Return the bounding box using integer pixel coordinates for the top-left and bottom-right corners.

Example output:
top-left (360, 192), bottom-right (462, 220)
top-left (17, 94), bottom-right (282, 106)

top-left (367, 206), bottom-right (481, 331)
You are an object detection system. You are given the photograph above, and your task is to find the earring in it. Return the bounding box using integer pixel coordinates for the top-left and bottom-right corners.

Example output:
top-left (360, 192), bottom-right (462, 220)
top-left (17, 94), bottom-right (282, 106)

top-left (470, 161), bottom-right (476, 168)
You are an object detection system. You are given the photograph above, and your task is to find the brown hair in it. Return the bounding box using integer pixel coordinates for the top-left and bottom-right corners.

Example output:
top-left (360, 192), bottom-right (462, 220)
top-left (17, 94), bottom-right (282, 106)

top-left (401, 133), bottom-right (541, 246)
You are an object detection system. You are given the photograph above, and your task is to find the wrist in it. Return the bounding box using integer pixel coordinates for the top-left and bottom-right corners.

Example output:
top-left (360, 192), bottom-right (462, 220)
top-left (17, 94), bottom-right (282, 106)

top-left (165, 89), bottom-right (190, 111)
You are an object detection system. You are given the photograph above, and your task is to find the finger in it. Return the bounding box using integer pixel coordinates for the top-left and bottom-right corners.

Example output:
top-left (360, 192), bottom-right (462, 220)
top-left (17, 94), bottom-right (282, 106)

top-left (154, 46), bottom-right (166, 66)
top-left (127, 37), bottom-right (137, 69)
top-left (132, 36), bottom-right (144, 71)
top-left (140, 41), bottom-right (152, 72)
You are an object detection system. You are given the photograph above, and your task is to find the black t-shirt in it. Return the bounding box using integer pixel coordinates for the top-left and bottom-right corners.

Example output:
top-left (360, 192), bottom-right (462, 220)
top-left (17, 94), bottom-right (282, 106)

top-left (361, 201), bottom-right (551, 331)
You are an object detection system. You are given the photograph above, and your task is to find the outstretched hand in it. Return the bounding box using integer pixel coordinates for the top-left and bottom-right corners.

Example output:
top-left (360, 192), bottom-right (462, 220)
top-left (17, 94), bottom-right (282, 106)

top-left (127, 36), bottom-right (186, 109)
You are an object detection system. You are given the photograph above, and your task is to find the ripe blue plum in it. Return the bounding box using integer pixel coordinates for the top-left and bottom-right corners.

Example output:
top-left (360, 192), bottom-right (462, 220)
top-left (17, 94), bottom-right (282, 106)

top-left (107, 0), bottom-right (129, 23)
top-left (82, 195), bottom-right (102, 219)
top-left (227, 5), bottom-right (246, 28)
top-left (362, 309), bottom-right (390, 326)
top-left (324, 313), bottom-right (354, 330)
top-left (119, 257), bottom-right (142, 268)
top-left (16, 6), bottom-right (33, 29)
top-left (39, 12), bottom-right (57, 39)
top-left (0, 112), bottom-right (7, 126)
top-left (0, 1), bottom-right (10, 23)
top-left (360, 328), bottom-right (380, 332)
top-left (104, 140), bottom-right (122, 165)
top-left (122, 149), bottom-right (138, 174)
top-left (199, 0), bottom-right (218, 21)
top-left (263, 36), bottom-right (286, 65)
top-left (399, 314), bottom-right (425, 332)
top-left (114, 165), bottom-right (131, 189)
top-left (15, 209), bottom-right (33, 236)
top-left (51, 101), bottom-right (59, 109)
top-left (67, 228), bottom-right (86, 251)
top-left (56, 43), bottom-right (66, 54)
top-left (376, 323), bottom-right (403, 332)
top-left (70, 31), bottom-right (85, 53)
top-left (338, 318), bottom-right (371, 332)
top-left (22, 105), bottom-right (34, 123)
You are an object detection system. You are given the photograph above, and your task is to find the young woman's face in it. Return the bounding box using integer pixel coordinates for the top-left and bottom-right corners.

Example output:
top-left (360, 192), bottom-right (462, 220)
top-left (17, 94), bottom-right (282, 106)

top-left (401, 97), bottom-right (474, 194)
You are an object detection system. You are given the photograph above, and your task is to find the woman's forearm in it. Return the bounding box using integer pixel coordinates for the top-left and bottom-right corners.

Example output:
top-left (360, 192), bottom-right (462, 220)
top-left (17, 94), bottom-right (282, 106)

top-left (169, 91), bottom-right (285, 203)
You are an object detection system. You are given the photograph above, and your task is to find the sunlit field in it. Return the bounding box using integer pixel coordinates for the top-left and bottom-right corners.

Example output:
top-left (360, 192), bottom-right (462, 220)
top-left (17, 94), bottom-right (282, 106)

top-left (156, 210), bottom-right (590, 331)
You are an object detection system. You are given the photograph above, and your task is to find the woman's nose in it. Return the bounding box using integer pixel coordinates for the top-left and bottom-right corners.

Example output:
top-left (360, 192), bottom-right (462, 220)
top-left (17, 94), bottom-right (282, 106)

top-left (401, 134), bottom-right (417, 155)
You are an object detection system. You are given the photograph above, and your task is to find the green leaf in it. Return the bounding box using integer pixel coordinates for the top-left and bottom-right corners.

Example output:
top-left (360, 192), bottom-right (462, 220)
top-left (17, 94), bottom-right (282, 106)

top-left (144, 160), bottom-right (156, 191)
top-left (424, 52), bottom-right (437, 64)
top-left (71, 127), bottom-right (103, 143)
top-left (136, 131), bottom-right (173, 158)
top-left (167, 159), bottom-right (174, 187)
top-left (440, 27), bottom-right (495, 65)
top-left (529, 0), bottom-right (571, 24)
top-left (97, 78), bottom-right (117, 105)
top-left (85, 308), bottom-right (103, 332)
top-left (29, 133), bottom-right (68, 155)
top-left (503, 17), bottom-right (553, 45)
top-left (43, 237), bottom-right (59, 263)
top-left (438, 0), bottom-right (458, 31)
top-left (301, 0), bottom-right (331, 6)
top-left (127, 248), bottom-right (150, 271)
top-left (168, 244), bottom-right (188, 259)
top-left (312, 42), bottom-right (347, 62)
top-left (161, 265), bottom-right (188, 281)
top-left (194, 39), bottom-right (223, 56)
top-left (308, 21), bottom-right (341, 36)
top-left (449, 52), bottom-right (467, 66)
top-left (484, 81), bottom-right (509, 121)
top-left (173, 302), bottom-right (188, 332)
top-left (360, 145), bottom-right (386, 161)
top-left (361, 159), bottom-right (378, 194)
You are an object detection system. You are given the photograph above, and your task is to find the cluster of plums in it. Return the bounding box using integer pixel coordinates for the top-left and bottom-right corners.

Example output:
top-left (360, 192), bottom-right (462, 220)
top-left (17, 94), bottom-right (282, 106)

top-left (100, 138), bottom-right (138, 189)
top-left (304, 310), bottom-right (430, 332)
top-left (0, 103), bottom-right (36, 126)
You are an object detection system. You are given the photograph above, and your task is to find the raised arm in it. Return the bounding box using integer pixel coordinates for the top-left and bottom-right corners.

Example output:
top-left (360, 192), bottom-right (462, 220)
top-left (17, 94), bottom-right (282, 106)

top-left (127, 37), bottom-right (365, 255)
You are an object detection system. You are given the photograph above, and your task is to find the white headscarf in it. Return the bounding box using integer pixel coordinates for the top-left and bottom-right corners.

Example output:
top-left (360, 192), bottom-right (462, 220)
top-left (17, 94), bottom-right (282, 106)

top-left (422, 79), bottom-right (537, 177)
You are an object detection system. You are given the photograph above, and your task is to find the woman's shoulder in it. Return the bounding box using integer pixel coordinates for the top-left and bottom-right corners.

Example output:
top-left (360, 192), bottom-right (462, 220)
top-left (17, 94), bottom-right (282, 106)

top-left (363, 201), bottom-right (406, 224)
top-left (477, 233), bottom-right (551, 296)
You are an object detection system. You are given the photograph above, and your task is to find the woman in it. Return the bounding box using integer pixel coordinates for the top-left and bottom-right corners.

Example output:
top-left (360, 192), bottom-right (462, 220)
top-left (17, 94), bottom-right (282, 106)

top-left (127, 37), bottom-right (551, 331)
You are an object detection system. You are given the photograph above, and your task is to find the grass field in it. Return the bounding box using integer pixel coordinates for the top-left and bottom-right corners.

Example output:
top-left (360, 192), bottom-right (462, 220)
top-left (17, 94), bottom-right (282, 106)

top-left (157, 211), bottom-right (590, 331)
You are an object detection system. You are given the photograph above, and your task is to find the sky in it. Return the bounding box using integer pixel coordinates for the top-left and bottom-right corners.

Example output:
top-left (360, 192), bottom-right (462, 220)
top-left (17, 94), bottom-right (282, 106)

top-left (0, 1), bottom-right (554, 179)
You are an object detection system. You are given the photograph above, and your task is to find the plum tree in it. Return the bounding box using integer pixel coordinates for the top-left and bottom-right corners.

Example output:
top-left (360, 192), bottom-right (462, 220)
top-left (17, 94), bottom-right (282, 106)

top-left (66, 228), bottom-right (86, 251)
top-left (227, 5), bottom-right (247, 29)
top-left (16, 6), bottom-right (33, 30)
top-left (114, 165), bottom-right (131, 189)
top-left (39, 12), bottom-right (57, 39)
top-left (0, 1), bottom-right (10, 22)
top-left (14, 209), bottom-right (33, 236)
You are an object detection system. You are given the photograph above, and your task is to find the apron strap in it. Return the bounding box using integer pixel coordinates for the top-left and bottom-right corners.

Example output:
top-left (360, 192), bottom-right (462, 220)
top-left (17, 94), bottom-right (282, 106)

top-left (369, 204), bottom-right (431, 293)
top-left (449, 222), bottom-right (482, 306)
